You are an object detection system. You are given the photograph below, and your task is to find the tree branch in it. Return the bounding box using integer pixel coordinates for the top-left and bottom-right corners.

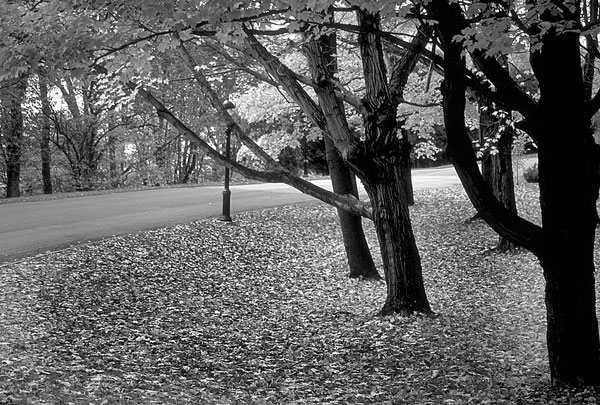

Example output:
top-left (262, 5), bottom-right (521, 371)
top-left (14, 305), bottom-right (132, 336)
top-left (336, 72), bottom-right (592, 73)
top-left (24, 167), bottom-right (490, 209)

top-left (243, 28), bottom-right (362, 160)
top-left (90, 67), bottom-right (372, 219)
top-left (175, 35), bottom-right (281, 169)
top-left (427, 0), bottom-right (544, 255)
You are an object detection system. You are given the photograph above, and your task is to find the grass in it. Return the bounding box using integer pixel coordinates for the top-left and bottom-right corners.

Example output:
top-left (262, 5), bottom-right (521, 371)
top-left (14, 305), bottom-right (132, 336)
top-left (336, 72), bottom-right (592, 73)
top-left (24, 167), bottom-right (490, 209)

top-left (0, 182), bottom-right (599, 404)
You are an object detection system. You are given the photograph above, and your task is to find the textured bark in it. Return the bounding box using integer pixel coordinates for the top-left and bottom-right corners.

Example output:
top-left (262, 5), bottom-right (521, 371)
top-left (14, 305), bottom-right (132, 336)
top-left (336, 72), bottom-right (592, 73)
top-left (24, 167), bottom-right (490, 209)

top-left (296, 24), bottom-right (380, 280)
top-left (363, 158), bottom-right (431, 315)
top-left (356, 10), bottom-right (431, 315)
top-left (1, 74), bottom-right (28, 198)
top-left (38, 67), bottom-right (53, 194)
top-left (491, 131), bottom-right (517, 252)
top-left (324, 136), bottom-right (380, 280)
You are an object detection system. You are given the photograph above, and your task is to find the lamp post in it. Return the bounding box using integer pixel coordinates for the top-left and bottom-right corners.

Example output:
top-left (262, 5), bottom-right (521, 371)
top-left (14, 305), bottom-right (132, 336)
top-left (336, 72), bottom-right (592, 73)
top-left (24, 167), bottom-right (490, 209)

top-left (219, 102), bottom-right (235, 222)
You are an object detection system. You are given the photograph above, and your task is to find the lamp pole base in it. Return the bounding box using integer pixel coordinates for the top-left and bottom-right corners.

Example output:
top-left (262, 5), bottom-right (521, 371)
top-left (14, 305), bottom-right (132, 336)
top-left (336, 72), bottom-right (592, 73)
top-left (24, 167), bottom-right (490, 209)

top-left (219, 189), bottom-right (232, 222)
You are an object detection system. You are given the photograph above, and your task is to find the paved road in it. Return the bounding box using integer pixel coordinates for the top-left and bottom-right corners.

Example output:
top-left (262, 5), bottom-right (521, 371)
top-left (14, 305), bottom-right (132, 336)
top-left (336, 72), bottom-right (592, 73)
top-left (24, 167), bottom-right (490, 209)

top-left (0, 165), bottom-right (461, 264)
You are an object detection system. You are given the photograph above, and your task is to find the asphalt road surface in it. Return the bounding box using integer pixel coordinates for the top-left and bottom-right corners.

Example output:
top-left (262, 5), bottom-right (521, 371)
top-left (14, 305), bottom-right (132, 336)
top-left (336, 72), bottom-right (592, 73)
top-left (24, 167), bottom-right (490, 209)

top-left (0, 165), bottom-right (462, 264)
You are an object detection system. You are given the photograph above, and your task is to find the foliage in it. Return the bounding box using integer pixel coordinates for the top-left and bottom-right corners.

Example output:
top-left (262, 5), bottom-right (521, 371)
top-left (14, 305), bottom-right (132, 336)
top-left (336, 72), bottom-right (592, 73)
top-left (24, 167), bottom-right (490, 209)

top-left (524, 163), bottom-right (540, 184)
top-left (1, 185), bottom-right (599, 403)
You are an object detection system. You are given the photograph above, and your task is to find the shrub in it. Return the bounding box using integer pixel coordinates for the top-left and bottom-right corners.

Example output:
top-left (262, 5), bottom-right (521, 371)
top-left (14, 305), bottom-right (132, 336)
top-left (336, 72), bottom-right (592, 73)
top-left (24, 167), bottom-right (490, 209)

top-left (523, 163), bottom-right (539, 183)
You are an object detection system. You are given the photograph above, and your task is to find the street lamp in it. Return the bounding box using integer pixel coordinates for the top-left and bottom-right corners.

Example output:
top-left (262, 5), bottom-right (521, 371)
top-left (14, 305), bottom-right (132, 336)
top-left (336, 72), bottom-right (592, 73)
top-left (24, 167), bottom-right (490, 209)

top-left (219, 101), bottom-right (235, 222)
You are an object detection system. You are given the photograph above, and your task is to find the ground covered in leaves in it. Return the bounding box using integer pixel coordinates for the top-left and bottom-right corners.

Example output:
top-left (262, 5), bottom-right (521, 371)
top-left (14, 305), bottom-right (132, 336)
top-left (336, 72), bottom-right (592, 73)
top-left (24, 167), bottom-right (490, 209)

top-left (1, 184), bottom-right (599, 404)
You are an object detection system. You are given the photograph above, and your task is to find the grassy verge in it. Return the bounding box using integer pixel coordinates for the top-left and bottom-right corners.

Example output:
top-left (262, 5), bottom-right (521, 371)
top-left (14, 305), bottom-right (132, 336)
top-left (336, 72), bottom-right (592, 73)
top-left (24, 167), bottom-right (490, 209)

top-left (0, 183), bottom-right (598, 404)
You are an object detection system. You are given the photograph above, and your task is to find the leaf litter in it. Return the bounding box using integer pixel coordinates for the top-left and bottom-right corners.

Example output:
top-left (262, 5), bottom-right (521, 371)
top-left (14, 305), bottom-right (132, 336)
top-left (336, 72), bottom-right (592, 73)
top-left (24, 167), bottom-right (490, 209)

top-left (0, 184), bottom-right (599, 404)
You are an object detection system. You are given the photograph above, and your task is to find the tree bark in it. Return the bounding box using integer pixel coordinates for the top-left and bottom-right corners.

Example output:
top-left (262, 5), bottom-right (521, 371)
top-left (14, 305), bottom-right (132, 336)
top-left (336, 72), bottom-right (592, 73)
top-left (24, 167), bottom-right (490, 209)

top-left (362, 154), bottom-right (431, 315)
top-left (399, 128), bottom-right (414, 206)
top-left (491, 131), bottom-right (517, 251)
top-left (356, 10), bottom-right (431, 315)
top-left (530, 27), bottom-right (600, 386)
top-left (324, 135), bottom-right (380, 280)
top-left (296, 21), bottom-right (380, 281)
top-left (430, 0), bottom-right (600, 385)
top-left (479, 98), bottom-right (517, 251)
top-left (1, 74), bottom-right (28, 198)
top-left (108, 135), bottom-right (119, 187)
top-left (38, 67), bottom-right (53, 194)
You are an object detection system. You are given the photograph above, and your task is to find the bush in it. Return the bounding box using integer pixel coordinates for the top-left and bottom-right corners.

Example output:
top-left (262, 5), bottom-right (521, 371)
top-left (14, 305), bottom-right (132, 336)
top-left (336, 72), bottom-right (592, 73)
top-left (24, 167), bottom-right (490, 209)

top-left (523, 163), bottom-right (539, 183)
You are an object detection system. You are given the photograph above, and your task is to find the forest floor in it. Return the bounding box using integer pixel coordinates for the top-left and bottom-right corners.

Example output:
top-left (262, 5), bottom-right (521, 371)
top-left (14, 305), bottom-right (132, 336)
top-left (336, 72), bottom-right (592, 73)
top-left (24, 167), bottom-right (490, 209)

top-left (1, 182), bottom-right (599, 404)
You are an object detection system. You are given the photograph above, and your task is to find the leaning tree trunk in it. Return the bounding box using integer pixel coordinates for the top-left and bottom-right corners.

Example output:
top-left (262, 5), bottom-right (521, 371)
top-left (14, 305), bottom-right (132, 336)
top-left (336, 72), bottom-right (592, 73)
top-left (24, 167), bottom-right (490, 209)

top-left (300, 20), bottom-right (380, 280)
top-left (0, 74), bottom-right (28, 198)
top-left (324, 136), bottom-right (380, 280)
top-left (531, 29), bottom-right (600, 385)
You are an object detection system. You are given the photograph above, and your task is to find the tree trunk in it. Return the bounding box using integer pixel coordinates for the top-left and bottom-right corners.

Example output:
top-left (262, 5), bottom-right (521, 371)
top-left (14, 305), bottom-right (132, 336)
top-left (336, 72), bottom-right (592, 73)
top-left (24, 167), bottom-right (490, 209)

top-left (297, 20), bottom-right (380, 280)
top-left (237, 14), bottom-right (431, 314)
top-left (490, 130), bottom-right (517, 251)
top-left (324, 135), bottom-right (380, 280)
top-left (362, 153), bottom-right (431, 315)
top-left (531, 28), bottom-right (600, 385)
top-left (1, 74), bottom-right (28, 198)
top-left (399, 128), bottom-right (414, 206)
top-left (108, 135), bottom-right (119, 187)
top-left (429, 0), bottom-right (600, 384)
top-left (479, 98), bottom-right (517, 251)
top-left (38, 66), bottom-right (53, 194)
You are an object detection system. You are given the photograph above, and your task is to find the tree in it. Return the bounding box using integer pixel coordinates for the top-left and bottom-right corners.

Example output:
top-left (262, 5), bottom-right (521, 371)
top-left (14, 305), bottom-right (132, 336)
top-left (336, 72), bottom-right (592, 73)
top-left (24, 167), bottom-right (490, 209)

top-left (426, 0), bottom-right (600, 385)
top-left (477, 98), bottom-right (517, 251)
top-left (0, 73), bottom-right (29, 198)
top-left (297, 15), bottom-right (431, 307)
top-left (37, 65), bottom-right (53, 194)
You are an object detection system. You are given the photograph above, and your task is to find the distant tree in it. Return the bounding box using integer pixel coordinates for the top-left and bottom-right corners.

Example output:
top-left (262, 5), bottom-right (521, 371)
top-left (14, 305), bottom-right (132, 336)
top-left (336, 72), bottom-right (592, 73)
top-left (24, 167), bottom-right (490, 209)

top-left (0, 73), bottom-right (29, 198)
top-left (477, 98), bottom-right (517, 251)
top-left (37, 66), bottom-right (53, 194)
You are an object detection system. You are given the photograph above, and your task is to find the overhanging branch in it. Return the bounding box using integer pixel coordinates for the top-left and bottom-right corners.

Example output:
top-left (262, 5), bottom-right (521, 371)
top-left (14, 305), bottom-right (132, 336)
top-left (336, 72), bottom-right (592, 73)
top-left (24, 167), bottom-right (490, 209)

top-left (91, 65), bottom-right (373, 219)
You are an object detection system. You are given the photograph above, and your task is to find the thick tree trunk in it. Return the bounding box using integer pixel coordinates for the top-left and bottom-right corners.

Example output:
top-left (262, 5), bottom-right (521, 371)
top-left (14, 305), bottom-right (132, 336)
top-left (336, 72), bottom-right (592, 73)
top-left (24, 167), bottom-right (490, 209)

top-left (1, 75), bottom-right (28, 198)
top-left (38, 68), bottom-right (53, 194)
top-left (355, 10), bottom-right (431, 315)
top-left (362, 155), bottom-right (430, 315)
top-left (430, 0), bottom-right (599, 384)
top-left (531, 29), bottom-right (600, 385)
top-left (324, 136), bottom-right (380, 280)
